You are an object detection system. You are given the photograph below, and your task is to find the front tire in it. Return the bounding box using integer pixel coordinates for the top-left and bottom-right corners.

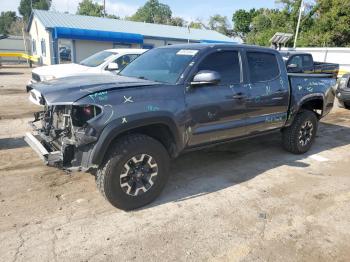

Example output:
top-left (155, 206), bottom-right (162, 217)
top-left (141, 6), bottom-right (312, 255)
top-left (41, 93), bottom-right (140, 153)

top-left (96, 134), bottom-right (170, 210)
top-left (282, 110), bottom-right (318, 154)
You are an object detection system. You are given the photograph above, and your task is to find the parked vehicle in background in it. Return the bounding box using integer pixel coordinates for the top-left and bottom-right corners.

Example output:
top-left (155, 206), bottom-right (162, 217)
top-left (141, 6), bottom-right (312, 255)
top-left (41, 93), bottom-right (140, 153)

top-left (336, 73), bottom-right (350, 109)
top-left (25, 44), bottom-right (337, 210)
top-left (281, 51), bottom-right (339, 77)
top-left (29, 49), bottom-right (147, 83)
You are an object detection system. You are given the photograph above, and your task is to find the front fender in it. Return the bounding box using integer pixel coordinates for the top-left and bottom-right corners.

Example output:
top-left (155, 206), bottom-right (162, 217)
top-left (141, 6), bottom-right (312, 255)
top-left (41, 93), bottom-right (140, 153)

top-left (89, 112), bottom-right (181, 166)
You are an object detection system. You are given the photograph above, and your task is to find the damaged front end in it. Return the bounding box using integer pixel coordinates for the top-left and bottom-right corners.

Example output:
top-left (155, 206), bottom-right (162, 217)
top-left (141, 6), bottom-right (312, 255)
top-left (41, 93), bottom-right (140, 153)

top-left (25, 101), bottom-right (102, 171)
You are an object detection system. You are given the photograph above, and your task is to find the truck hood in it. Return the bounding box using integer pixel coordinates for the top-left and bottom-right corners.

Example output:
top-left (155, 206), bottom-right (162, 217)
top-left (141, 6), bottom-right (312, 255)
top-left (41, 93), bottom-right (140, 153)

top-left (27, 74), bottom-right (160, 106)
top-left (32, 63), bottom-right (94, 79)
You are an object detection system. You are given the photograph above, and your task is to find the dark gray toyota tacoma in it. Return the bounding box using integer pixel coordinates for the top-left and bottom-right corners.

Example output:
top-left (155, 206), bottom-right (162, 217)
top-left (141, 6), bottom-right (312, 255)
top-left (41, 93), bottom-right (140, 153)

top-left (25, 44), bottom-right (337, 210)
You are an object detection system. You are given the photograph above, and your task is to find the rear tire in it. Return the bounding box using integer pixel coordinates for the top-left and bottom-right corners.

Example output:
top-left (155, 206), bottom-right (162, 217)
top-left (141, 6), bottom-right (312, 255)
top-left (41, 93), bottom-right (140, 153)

top-left (96, 134), bottom-right (170, 210)
top-left (282, 110), bottom-right (318, 154)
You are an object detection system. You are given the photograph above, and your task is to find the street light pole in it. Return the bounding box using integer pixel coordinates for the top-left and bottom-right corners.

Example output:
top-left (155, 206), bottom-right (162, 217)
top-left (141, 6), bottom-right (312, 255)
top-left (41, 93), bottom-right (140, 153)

top-left (293, 0), bottom-right (304, 48)
top-left (103, 0), bottom-right (106, 17)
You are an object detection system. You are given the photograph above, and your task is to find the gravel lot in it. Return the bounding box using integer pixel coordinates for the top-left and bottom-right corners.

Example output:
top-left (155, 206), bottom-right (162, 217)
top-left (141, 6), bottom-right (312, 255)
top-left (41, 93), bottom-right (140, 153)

top-left (0, 65), bottom-right (350, 262)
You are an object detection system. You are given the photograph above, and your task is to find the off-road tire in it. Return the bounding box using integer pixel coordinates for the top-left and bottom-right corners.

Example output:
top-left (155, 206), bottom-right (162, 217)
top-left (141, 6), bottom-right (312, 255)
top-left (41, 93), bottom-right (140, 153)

top-left (96, 134), bottom-right (170, 210)
top-left (282, 110), bottom-right (318, 154)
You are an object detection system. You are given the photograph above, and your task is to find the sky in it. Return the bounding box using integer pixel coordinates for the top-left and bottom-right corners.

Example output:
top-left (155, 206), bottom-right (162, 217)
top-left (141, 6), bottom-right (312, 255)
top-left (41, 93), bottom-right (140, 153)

top-left (0, 0), bottom-right (278, 24)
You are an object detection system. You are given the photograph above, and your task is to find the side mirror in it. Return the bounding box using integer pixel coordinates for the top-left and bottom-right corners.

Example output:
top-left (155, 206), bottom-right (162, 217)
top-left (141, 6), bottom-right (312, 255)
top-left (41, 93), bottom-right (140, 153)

top-left (287, 63), bottom-right (302, 73)
top-left (106, 62), bottom-right (119, 71)
top-left (287, 63), bottom-right (298, 69)
top-left (191, 70), bottom-right (221, 86)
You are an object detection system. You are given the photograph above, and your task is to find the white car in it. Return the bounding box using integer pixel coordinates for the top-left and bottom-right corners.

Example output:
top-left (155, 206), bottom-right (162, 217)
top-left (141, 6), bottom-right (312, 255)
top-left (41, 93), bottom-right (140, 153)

top-left (30, 49), bottom-right (147, 83)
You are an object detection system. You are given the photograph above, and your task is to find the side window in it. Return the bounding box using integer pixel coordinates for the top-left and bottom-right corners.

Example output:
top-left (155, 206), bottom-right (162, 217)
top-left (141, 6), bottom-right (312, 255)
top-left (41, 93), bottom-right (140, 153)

top-left (114, 54), bottom-right (139, 70)
top-left (288, 55), bottom-right (302, 68)
top-left (41, 39), bottom-right (46, 57)
top-left (302, 55), bottom-right (313, 68)
top-left (247, 52), bottom-right (280, 82)
top-left (32, 40), bottom-right (36, 54)
top-left (197, 51), bottom-right (241, 84)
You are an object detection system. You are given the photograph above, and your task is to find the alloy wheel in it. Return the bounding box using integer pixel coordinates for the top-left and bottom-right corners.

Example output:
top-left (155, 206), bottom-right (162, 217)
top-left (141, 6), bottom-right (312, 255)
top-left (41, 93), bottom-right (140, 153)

top-left (120, 154), bottom-right (158, 196)
top-left (298, 120), bottom-right (314, 147)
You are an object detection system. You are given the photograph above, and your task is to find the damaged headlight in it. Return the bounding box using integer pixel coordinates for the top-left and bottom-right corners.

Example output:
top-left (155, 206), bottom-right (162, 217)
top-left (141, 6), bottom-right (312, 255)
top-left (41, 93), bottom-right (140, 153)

top-left (70, 105), bottom-right (102, 145)
top-left (71, 105), bottom-right (102, 127)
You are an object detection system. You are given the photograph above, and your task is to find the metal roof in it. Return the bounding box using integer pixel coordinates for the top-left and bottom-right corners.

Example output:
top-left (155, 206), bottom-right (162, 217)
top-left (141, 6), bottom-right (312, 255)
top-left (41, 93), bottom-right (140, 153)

top-left (31, 9), bottom-right (235, 43)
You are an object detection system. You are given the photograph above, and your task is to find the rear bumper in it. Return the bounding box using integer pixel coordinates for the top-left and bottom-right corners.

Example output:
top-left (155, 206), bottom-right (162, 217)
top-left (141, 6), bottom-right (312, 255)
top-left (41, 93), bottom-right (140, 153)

top-left (24, 132), bottom-right (63, 166)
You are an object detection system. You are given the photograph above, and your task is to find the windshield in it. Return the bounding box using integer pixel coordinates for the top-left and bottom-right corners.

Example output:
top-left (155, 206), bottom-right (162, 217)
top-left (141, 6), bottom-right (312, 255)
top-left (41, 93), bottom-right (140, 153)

top-left (119, 48), bottom-right (199, 84)
top-left (80, 51), bottom-right (117, 67)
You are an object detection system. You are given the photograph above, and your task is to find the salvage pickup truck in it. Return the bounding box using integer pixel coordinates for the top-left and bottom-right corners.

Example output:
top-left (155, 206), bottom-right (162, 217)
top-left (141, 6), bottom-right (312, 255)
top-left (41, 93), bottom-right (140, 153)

top-left (281, 51), bottom-right (339, 77)
top-left (25, 44), bottom-right (337, 210)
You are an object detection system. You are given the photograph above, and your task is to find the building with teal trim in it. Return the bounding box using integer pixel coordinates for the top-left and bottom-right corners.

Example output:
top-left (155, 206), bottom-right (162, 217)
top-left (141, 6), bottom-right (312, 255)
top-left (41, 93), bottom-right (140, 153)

top-left (27, 9), bottom-right (237, 65)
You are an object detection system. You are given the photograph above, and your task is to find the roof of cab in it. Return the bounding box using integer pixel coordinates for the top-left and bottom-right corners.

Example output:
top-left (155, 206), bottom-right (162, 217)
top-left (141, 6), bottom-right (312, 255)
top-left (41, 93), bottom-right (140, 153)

top-left (104, 49), bottom-right (147, 54)
top-left (159, 43), bottom-right (280, 54)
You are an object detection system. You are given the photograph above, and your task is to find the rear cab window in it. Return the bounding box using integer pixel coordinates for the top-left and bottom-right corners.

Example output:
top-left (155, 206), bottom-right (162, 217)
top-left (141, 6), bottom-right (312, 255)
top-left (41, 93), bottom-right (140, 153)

top-left (302, 54), bottom-right (313, 68)
top-left (246, 51), bottom-right (280, 82)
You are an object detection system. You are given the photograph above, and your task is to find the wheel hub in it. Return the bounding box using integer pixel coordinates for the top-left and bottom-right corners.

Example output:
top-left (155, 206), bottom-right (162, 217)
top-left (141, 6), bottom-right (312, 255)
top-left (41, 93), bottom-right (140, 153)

top-left (298, 121), bottom-right (314, 146)
top-left (120, 154), bottom-right (158, 197)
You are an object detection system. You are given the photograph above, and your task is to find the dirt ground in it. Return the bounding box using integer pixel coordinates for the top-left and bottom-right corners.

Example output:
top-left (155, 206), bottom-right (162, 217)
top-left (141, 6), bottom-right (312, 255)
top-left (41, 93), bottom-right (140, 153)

top-left (0, 65), bottom-right (349, 262)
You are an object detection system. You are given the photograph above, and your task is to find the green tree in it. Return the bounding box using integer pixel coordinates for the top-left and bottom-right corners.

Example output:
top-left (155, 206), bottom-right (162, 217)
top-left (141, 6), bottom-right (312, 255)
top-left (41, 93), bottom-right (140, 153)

top-left (77, 0), bottom-right (103, 17)
top-left (245, 8), bottom-right (293, 46)
top-left (208, 14), bottom-right (231, 36)
top-left (18, 0), bottom-right (51, 22)
top-left (188, 21), bottom-right (203, 29)
top-left (8, 19), bottom-right (24, 36)
top-left (234, 0), bottom-right (350, 47)
top-left (303, 0), bottom-right (350, 47)
top-left (169, 17), bottom-right (186, 27)
top-left (250, 12), bottom-right (272, 32)
top-left (0, 11), bottom-right (17, 35)
top-left (130, 0), bottom-right (172, 24)
top-left (106, 14), bottom-right (120, 19)
top-left (232, 9), bottom-right (259, 39)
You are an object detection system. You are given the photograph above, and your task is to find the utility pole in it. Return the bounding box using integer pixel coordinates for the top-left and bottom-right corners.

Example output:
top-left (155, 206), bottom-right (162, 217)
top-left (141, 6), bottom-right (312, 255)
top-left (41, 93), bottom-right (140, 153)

top-left (103, 0), bottom-right (106, 17)
top-left (293, 0), bottom-right (304, 48)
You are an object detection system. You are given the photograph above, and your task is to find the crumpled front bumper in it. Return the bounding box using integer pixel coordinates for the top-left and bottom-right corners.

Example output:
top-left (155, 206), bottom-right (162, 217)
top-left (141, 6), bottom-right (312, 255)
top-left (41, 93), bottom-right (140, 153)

top-left (24, 132), bottom-right (63, 166)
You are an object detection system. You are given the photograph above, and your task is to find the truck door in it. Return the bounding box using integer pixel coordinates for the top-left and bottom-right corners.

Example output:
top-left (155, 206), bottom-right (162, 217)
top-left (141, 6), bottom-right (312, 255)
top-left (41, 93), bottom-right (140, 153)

top-left (185, 49), bottom-right (248, 146)
top-left (244, 51), bottom-right (289, 134)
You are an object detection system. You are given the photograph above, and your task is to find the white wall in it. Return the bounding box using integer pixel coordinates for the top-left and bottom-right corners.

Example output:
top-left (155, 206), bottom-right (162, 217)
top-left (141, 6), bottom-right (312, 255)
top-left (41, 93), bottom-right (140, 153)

top-left (74, 40), bottom-right (113, 63)
top-left (29, 16), bottom-right (52, 65)
top-left (143, 38), bottom-right (166, 48)
top-left (0, 35), bottom-right (25, 52)
top-left (143, 38), bottom-right (190, 48)
top-left (165, 39), bottom-right (189, 45)
top-left (0, 35), bottom-right (27, 63)
top-left (282, 47), bottom-right (350, 75)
